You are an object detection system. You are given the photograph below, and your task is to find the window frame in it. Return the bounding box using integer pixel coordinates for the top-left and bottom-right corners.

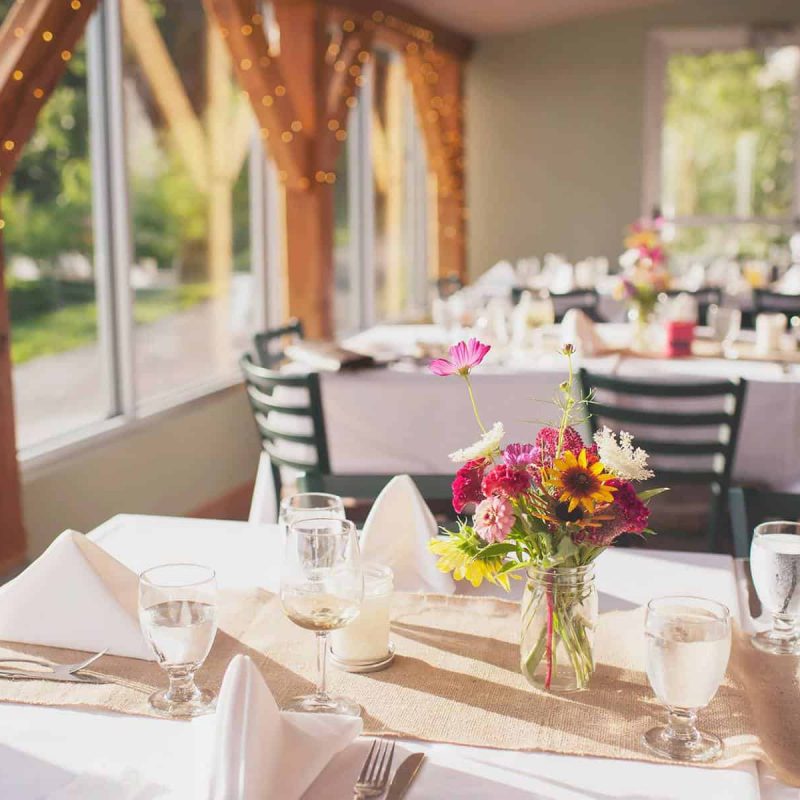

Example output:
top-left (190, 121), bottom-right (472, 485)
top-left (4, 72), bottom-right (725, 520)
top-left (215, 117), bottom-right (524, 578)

top-left (642, 25), bottom-right (800, 226)
top-left (19, 0), bottom-right (275, 471)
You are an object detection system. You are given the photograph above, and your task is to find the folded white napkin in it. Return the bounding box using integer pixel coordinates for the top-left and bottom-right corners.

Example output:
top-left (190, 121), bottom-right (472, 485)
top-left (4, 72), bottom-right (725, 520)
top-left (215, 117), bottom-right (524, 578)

top-left (0, 530), bottom-right (153, 660)
top-left (560, 309), bottom-right (607, 356)
top-left (208, 655), bottom-right (362, 800)
top-left (360, 475), bottom-right (455, 594)
top-left (475, 260), bottom-right (517, 289)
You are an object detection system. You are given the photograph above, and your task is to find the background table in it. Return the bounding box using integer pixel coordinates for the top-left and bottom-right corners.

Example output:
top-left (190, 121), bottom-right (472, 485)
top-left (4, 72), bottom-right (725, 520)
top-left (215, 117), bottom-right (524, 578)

top-left (0, 514), bottom-right (793, 799)
top-left (320, 324), bottom-right (800, 492)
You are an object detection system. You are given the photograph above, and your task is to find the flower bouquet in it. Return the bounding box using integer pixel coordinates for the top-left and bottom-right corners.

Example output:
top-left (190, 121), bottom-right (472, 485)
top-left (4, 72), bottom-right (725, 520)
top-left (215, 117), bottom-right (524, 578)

top-left (616, 218), bottom-right (670, 349)
top-left (429, 339), bottom-right (666, 691)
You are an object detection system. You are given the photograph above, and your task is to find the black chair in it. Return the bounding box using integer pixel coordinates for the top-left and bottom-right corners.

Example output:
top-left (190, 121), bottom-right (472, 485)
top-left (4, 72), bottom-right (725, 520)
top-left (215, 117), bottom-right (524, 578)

top-left (728, 487), bottom-right (800, 558)
top-left (240, 353), bottom-right (454, 517)
top-left (435, 274), bottom-right (464, 299)
top-left (753, 289), bottom-right (800, 320)
top-left (663, 288), bottom-right (722, 326)
top-left (579, 369), bottom-right (748, 552)
top-left (253, 318), bottom-right (305, 368)
top-left (511, 287), bottom-right (603, 323)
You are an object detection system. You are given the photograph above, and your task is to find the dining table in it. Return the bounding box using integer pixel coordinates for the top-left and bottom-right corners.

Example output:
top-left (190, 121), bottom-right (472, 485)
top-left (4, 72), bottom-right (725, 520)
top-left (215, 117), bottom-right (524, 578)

top-left (316, 323), bottom-right (800, 493)
top-left (0, 513), bottom-right (794, 799)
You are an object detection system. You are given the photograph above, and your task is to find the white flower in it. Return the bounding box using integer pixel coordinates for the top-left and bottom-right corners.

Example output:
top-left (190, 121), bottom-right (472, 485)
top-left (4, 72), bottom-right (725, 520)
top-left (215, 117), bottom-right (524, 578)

top-left (594, 426), bottom-right (654, 481)
top-left (449, 422), bottom-right (505, 463)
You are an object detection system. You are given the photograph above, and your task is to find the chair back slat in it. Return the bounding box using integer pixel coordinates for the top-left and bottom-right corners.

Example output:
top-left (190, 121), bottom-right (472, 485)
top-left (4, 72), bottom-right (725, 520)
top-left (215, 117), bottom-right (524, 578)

top-left (753, 289), bottom-right (800, 317)
top-left (579, 368), bottom-right (747, 551)
top-left (512, 288), bottom-right (603, 322)
top-left (254, 318), bottom-right (305, 367)
top-left (240, 352), bottom-right (331, 502)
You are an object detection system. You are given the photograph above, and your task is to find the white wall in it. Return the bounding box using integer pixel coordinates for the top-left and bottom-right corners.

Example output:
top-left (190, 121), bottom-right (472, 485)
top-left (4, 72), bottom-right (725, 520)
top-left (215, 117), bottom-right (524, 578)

top-left (467, 0), bottom-right (800, 275)
top-left (22, 386), bottom-right (261, 558)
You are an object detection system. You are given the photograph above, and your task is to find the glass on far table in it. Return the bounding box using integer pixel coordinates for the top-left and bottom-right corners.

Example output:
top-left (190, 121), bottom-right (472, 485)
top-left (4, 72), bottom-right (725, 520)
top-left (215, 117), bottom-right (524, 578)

top-left (279, 492), bottom-right (346, 529)
top-left (138, 563), bottom-right (218, 717)
top-left (707, 304), bottom-right (741, 354)
top-left (643, 595), bottom-right (731, 762)
top-left (280, 517), bottom-right (363, 715)
top-left (750, 521), bottom-right (800, 655)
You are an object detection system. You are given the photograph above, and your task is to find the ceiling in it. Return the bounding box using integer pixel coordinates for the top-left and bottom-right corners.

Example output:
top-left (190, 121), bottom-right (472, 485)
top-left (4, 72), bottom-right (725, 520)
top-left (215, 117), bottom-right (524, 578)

top-left (395, 0), bottom-right (673, 38)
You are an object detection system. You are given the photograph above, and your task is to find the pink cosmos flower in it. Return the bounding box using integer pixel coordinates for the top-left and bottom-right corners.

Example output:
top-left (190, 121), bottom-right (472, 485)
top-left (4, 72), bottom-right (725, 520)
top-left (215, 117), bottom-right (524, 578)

top-left (481, 464), bottom-right (531, 498)
top-left (503, 442), bottom-right (538, 467)
top-left (429, 338), bottom-right (491, 377)
top-left (474, 495), bottom-right (515, 543)
top-left (452, 458), bottom-right (488, 513)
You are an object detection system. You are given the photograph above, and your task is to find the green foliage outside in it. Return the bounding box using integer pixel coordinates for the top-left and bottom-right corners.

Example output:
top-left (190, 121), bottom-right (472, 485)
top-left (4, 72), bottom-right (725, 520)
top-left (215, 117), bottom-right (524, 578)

top-left (0, 0), bottom-right (251, 365)
top-left (663, 47), bottom-right (797, 259)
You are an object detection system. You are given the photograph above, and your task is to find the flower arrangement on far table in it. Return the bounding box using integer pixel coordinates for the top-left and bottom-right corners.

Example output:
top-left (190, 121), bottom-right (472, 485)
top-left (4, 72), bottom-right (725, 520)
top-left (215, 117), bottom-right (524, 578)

top-left (429, 339), bottom-right (667, 691)
top-left (616, 218), bottom-right (671, 347)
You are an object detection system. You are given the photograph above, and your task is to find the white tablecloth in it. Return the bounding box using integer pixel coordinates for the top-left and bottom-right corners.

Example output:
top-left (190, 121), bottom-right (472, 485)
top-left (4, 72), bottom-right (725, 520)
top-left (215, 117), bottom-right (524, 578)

top-left (320, 325), bottom-right (800, 492)
top-left (0, 514), bottom-right (794, 799)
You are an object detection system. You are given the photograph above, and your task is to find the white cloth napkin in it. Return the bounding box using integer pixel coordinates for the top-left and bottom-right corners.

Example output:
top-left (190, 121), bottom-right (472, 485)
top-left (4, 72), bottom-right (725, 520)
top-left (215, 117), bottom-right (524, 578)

top-left (360, 475), bottom-right (455, 594)
top-left (207, 655), bottom-right (362, 800)
top-left (0, 530), bottom-right (153, 660)
top-left (560, 309), bottom-right (607, 356)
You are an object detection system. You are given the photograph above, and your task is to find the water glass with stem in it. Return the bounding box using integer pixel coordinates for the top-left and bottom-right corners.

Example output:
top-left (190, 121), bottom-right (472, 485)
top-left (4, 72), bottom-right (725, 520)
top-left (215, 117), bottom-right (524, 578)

top-left (279, 492), bottom-right (346, 529)
top-left (643, 596), bottom-right (731, 762)
top-left (280, 517), bottom-right (363, 715)
top-left (138, 563), bottom-right (218, 717)
top-left (750, 521), bottom-right (800, 655)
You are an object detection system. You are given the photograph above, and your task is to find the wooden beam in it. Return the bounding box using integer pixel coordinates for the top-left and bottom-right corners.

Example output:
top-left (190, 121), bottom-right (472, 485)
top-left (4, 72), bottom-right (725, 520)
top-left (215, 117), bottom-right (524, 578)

top-left (0, 213), bottom-right (27, 571)
top-left (0, 0), bottom-right (101, 193)
top-left (120, 0), bottom-right (209, 191)
top-left (203, 0), bottom-right (310, 187)
top-left (320, 0), bottom-right (473, 60)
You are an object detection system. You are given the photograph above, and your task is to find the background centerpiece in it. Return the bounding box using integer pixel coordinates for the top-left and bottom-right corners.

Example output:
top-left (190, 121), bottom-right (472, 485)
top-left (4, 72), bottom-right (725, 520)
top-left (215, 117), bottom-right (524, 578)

top-left (616, 218), bottom-right (671, 351)
top-left (429, 340), bottom-right (665, 691)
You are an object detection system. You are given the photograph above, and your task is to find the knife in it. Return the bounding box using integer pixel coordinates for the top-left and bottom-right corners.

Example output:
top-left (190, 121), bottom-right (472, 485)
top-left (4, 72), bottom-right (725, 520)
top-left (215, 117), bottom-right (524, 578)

top-left (385, 753), bottom-right (425, 800)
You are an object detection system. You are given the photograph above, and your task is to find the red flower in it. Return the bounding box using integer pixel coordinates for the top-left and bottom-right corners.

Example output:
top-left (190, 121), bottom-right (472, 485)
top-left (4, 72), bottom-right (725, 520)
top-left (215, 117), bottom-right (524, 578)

top-left (452, 458), bottom-right (488, 513)
top-left (533, 426), bottom-right (586, 469)
top-left (579, 480), bottom-right (650, 546)
top-left (481, 464), bottom-right (531, 499)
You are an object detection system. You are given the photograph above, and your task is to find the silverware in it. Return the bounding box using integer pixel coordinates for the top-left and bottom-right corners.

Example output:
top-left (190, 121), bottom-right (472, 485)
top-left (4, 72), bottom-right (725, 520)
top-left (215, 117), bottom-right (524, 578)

top-left (385, 752), bottom-right (425, 800)
top-left (353, 739), bottom-right (396, 799)
top-left (0, 649), bottom-right (109, 684)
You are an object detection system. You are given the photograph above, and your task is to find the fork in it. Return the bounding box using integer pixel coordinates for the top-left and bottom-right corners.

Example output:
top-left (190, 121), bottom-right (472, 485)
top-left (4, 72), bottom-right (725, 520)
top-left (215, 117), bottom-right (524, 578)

top-left (0, 649), bottom-right (109, 683)
top-left (353, 739), bottom-right (396, 799)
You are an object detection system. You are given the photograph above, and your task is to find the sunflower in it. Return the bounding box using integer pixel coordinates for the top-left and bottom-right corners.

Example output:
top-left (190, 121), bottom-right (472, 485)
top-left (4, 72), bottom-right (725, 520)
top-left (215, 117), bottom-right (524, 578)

top-left (544, 449), bottom-right (616, 513)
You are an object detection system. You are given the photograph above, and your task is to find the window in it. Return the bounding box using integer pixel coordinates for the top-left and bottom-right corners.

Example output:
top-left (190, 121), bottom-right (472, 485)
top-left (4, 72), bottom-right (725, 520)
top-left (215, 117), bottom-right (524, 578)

top-left (644, 28), bottom-right (800, 263)
top-left (334, 47), bottom-right (429, 334)
top-left (1, 0), bottom-right (273, 458)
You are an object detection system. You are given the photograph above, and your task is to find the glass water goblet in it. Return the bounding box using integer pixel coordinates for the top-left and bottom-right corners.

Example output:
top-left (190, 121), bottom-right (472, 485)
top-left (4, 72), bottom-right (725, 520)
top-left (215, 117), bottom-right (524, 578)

top-left (750, 521), bottom-right (800, 655)
top-left (138, 563), bottom-right (218, 717)
top-left (643, 596), bottom-right (731, 762)
top-left (280, 518), bottom-right (363, 715)
top-left (279, 492), bottom-right (345, 529)
top-left (707, 305), bottom-right (741, 355)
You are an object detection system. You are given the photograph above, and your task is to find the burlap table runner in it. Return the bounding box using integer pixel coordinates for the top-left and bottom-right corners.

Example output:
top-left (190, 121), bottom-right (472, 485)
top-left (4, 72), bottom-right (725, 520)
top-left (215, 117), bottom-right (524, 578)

top-left (0, 590), bottom-right (798, 784)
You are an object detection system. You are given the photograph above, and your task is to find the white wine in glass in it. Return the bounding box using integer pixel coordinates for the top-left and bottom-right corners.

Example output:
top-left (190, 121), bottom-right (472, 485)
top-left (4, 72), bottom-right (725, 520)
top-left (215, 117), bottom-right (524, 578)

top-left (280, 517), bottom-right (363, 715)
top-left (643, 596), bottom-right (731, 762)
top-left (751, 521), bottom-right (800, 655)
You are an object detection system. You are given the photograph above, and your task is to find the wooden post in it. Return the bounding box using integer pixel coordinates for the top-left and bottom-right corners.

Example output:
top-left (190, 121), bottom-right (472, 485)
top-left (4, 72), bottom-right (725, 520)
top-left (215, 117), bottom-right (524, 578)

top-left (0, 216), bottom-right (26, 572)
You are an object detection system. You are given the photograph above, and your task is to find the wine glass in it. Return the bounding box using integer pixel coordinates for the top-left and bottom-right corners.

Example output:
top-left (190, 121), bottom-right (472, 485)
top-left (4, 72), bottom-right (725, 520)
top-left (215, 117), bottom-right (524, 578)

top-left (138, 563), bottom-right (218, 717)
top-left (750, 521), bottom-right (800, 655)
top-left (707, 305), bottom-right (741, 355)
top-left (279, 493), bottom-right (345, 529)
top-left (280, 517), bottom-right (363, 715)
top-left (643, 596), bottom-right (731, 762)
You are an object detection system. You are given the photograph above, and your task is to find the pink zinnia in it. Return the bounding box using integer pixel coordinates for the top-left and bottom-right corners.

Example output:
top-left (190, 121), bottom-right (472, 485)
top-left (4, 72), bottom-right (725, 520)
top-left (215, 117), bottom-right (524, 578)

top-left (452, 458), bottom-right (488, 513)
top-left (429, 338), bottom-right (491, 377)
top-left (474, 495), bottom-right (515, 543)
top-left (481, 464), bottom-right (531, 498)
top-left (503, 442), bottom-right (537, 467)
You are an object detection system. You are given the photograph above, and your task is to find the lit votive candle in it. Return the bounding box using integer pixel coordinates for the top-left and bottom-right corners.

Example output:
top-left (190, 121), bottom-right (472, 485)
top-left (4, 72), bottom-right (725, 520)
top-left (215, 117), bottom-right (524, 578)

top-left (331, 564), bottom-right (393, 664)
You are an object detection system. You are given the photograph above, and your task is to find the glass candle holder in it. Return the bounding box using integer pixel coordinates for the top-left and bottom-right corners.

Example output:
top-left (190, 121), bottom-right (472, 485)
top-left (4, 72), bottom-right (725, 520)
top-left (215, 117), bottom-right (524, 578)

top-left (330, 564), bottom-right (393, 669)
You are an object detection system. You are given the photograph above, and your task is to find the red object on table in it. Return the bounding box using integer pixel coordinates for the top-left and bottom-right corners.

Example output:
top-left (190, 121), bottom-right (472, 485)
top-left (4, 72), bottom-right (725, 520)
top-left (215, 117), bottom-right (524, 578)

top-left (664, 320), bottom-right (695, 357)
